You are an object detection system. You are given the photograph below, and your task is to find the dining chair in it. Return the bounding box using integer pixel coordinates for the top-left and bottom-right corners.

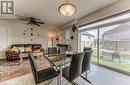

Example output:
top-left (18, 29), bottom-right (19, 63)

top-left (83, 47), bottom-right (92, 51)
top-left (28, 52), bottom-right (59, 84)
top-left (81, 50), bottom-right (93, 84)
top-left (48, 47), bottom-right (58, 56)
top-left (59, 47), bottom-right (66, 55)
top-left (62, 53), bottom-right (84, 84)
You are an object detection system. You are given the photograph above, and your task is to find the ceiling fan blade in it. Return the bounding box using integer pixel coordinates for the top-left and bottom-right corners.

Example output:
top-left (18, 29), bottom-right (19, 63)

top-left (18, 18), bottom-right (29, 21)
top-left (15, 15), bottom-right (25, 18)
top-left (36, 21), bottom-right (45, 24)
top-left (27, 22), bottom-right (31, 25)
top-left (34, 23), bottom-right (40, 26)
top-left (34, 18), bottom-right (40, 20)
top-left (15, 15), bottom-right (29, 19)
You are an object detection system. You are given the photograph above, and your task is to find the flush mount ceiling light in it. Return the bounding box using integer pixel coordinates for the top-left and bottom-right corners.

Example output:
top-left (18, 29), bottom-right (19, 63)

top-left (58, 0), bottom-right (76, 16)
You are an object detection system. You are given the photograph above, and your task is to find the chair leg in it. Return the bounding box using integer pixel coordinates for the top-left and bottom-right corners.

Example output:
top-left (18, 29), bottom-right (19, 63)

top-left (57, 76), bottom-right (59, 85)
top-left (80, 75), bottom-right (92, 84)
top-left (39, 77), bottom-right (58, 85)
top-left (38, 79), bottom-right (53, 85)
top-left (46, 80), bottom-right (53, 85)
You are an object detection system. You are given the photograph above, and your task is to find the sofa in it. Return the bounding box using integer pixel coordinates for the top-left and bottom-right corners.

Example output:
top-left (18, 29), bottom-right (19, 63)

top-left (6, 44), bottom-right (44, 61)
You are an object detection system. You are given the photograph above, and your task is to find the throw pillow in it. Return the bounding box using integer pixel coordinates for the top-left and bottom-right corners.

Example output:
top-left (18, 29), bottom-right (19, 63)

top-left (18, 47), bottom-right (25, 52)
top-left (11, 46), bottom-right (19, 52)
top-left (25, 46), bottom-right (32, 52)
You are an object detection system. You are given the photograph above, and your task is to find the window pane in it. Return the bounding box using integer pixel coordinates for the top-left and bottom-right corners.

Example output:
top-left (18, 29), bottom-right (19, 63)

top-left (80, 29), bottom-right (98, 62)
top-left (99, 23), bottom-right (130, 72)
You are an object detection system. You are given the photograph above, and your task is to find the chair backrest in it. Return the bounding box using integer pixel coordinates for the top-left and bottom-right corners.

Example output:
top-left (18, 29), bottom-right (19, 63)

top-left (48, 47), bottom-right (57, 55)
top-left (82, 50), bottom-right (93, 73)
top-left (69, 53), bottom-right (84, 81)
top-left (59, 47), bottom-right (66, 54)
top-left (28, 52), bottom-right (38, 83)
top-left (83, 47), bottom-right (91, 51)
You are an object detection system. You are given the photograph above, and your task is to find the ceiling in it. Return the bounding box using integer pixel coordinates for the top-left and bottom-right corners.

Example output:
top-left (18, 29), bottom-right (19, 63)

top-left (15, 0), bottom-right (118, 27)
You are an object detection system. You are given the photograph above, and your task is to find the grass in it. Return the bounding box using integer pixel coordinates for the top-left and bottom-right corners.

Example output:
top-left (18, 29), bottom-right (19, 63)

top-left (90, 48), bottom-right (130, 72)
top-left (91, 57), bottom-right (130, 72)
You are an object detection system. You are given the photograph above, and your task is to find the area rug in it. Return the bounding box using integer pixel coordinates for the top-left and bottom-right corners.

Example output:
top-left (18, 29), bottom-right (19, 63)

top-left (0, 57), bottom-right (50, 82)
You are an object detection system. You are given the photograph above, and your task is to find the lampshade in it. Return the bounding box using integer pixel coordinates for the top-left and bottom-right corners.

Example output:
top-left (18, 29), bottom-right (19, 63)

top-left (59, 3), bottom-right (76, 16)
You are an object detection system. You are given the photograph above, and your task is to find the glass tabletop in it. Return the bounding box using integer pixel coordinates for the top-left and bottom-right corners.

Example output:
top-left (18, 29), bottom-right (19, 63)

top-left (44, 54), bottom-right (71, 67)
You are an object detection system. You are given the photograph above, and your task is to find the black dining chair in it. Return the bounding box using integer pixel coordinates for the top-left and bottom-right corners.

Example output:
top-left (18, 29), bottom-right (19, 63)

top-left (28, 52), bottom-right (59, 84)
top-left (48, 47), bottom-right (58, 56)
top-left (59, 47), bottom-right (66, 55)
top-left (83, 47), bottom-right (92, 51)
top-left (62, 53), bottom-right (84, 84)
top-left (81, 50), bottom-right (93, 84)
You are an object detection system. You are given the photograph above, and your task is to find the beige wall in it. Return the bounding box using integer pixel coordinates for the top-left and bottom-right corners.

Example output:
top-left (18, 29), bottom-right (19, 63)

top-left (78, 0), bottom-right (130, 26)
top-left (58, 24), bottom-right (78, 52)
top-left (61, 0), bottom-right (130, 52)
top-left (0, 20), bottom-right (57, 59)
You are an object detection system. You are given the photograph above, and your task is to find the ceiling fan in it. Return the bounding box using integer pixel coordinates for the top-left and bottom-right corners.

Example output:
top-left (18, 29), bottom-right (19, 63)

top-left (17, 15), bottom-right (45, 26)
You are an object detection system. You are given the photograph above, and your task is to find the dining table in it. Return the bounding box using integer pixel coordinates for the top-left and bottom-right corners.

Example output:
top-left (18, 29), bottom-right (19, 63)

top-left (44, 54), bottom-right (72, 85)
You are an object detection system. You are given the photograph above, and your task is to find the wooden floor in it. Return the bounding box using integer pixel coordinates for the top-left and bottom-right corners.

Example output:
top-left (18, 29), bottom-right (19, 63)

top-left (0, 73), bottom-right (90, 85)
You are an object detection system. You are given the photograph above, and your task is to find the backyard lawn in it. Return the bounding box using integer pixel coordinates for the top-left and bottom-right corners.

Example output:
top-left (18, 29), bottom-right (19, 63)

top-left (91, 56), bottom-right (130, 72)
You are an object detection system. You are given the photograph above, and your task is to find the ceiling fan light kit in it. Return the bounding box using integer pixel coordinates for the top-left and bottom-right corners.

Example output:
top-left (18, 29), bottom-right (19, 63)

top-left (58, 0), bottom-right (76, 16)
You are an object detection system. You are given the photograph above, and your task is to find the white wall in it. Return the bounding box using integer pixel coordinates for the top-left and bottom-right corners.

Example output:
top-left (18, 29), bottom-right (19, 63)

top-left (0, 20), bottom-right (57, 59)
top-left (61, 0), bottom-right (130, 52)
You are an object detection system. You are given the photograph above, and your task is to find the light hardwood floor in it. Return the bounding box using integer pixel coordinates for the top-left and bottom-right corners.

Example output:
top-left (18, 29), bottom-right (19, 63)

top-left (0, 73), bottom-right (90, 85)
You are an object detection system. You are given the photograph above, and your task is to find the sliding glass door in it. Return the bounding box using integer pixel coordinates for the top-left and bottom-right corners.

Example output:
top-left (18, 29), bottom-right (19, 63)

top-left (79, 22), bottom-right (130, 74)
top-left (99, 23), bottom-right (130, 72)
top-left (80, 29), bottom-right (98, 63)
